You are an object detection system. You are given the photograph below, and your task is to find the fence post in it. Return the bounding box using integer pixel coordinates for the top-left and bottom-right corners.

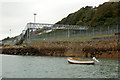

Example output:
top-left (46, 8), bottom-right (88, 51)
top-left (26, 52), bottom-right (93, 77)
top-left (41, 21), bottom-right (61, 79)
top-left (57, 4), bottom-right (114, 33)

top-left (117, 24), bottom-right (119, 33)
top-left (93, 27), bottom-right (94, 35)
top-left (100, 27), bottom-right (101, 35)
top-left (26, 29), bottom-right (28, 42)
top-left (108, 26), bottom-right (109, 34)
top-left (68, 27), bottom-right (70, 38)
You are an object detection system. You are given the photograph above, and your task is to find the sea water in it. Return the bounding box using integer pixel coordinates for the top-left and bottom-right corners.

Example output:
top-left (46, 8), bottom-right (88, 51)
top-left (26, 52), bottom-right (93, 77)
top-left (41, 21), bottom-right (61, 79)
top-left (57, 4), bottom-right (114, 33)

top-left (0, 54), bottom-right (118, 78)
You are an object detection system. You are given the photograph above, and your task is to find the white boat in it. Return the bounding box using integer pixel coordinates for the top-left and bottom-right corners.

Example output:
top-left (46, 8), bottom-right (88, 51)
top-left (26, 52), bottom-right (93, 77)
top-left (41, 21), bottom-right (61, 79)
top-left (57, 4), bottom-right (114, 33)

top-left (67, 57), bottom-right (97, 64)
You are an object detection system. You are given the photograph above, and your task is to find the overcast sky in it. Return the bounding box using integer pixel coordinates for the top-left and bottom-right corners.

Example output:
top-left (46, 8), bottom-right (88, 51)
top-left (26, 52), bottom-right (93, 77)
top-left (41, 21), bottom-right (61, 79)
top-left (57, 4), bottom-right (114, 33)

top-left (0, 0), bottom-right (110, 40)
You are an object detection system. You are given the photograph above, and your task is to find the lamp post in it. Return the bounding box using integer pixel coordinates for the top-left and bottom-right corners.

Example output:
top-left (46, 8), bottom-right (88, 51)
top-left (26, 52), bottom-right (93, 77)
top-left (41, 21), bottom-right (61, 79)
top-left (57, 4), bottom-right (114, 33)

top-left (9, 29), bottom-right (11, 37)
top-left (34, 13), bottom-right (37, 23)
top-left (29, 13), bottom-right (37, 41)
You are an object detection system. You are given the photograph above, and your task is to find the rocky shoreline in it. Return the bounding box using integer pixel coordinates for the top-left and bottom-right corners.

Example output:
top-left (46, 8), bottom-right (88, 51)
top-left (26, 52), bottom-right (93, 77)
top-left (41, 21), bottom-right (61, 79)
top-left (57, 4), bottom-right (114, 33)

top-left (1, 39), bottom-right (119, 59)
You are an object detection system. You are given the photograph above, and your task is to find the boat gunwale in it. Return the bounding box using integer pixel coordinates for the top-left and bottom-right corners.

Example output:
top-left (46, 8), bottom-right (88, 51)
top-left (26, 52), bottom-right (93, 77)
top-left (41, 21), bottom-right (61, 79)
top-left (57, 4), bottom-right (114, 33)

top-left (68, 57), bottom-right (94, 61)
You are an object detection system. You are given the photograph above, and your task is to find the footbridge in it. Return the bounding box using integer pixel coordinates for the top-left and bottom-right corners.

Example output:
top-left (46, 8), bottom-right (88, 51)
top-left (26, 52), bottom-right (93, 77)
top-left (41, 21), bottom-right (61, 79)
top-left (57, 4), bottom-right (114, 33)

top-left (18, 22), bottom-right (88, 43)
top-left (22, 22), bottom-right (88, 37)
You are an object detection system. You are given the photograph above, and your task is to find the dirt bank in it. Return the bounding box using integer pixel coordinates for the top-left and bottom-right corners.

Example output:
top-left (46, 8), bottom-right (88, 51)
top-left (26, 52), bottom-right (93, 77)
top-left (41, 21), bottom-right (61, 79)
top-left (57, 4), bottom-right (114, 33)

top-left (1, 39), bottom-right (120, 59)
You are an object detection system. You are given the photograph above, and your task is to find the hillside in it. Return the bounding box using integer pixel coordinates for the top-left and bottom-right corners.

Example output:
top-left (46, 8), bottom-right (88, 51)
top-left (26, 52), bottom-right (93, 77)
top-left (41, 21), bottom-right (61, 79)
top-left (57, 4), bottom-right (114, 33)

top-left (56, 2), bottom-right (120, 27)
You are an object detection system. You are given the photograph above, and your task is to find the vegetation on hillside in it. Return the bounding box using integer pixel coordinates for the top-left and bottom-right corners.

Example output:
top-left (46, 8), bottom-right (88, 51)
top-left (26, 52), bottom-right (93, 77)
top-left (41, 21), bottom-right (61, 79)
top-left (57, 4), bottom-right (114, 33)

top-left (56, 2), bottom-right (120, 27)
top-left (2, 37), bottom-right (15, 41)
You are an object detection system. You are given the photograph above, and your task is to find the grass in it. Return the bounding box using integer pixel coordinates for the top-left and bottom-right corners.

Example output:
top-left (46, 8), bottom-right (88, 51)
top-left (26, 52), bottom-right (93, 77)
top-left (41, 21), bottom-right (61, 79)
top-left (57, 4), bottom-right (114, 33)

top-left (30, 33), bottom-right (115, 43)
top-left (86, 34), bottom-right (114, 37)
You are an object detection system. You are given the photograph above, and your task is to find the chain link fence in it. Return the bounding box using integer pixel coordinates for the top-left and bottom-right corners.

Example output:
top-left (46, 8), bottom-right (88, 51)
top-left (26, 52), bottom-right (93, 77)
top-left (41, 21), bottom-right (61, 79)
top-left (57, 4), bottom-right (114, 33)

top-left (26, 25), bottom-right (119, 42)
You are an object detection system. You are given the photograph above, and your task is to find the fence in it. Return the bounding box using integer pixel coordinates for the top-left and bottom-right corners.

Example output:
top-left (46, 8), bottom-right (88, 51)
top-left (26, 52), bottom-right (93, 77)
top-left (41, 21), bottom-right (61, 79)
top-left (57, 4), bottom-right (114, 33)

top-left (26, 25), bottom-right (119, 42)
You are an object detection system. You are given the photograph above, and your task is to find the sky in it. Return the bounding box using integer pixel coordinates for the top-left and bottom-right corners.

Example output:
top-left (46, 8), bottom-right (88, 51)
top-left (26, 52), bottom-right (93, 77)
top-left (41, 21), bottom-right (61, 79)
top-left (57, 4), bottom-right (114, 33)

top-left (0, 0), bottom-right (110, 40)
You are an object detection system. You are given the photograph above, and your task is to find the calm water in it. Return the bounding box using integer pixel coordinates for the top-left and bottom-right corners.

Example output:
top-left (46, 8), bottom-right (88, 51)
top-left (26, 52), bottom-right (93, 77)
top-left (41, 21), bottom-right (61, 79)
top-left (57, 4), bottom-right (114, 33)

top-left (0, 54), bottom-right (118, 78)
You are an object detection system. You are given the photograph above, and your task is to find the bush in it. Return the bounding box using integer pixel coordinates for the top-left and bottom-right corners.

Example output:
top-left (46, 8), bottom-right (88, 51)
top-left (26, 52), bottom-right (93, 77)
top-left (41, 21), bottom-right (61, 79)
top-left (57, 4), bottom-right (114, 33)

top-left (15, 38), bottom-right (25, 45)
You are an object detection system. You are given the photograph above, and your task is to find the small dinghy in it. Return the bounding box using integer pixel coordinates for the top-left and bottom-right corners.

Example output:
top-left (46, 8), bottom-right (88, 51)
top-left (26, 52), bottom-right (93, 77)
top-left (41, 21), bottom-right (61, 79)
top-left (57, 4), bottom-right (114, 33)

top-left (67, 57), bottom-right (99, 64)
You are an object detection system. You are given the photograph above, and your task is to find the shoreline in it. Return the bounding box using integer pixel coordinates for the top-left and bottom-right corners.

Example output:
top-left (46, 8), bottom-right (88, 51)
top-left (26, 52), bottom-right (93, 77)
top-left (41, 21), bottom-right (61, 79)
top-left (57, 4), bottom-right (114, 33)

top-left (0, 54), bottom-right (119, 60)
top-left (1, 39), bottom-right (119, 59)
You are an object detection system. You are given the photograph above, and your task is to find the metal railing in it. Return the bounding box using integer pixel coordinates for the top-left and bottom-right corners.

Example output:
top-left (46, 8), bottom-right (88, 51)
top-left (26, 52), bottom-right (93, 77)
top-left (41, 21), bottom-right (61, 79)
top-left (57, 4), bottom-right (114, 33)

top-left (23, 24), bottom-right (119, 42)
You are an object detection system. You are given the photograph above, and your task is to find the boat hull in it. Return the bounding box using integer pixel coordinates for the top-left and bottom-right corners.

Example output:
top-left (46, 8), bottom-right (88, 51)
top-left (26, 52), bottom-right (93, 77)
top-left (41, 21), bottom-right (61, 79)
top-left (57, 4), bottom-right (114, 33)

top-left (67, 57), bottom-right (95, 64)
